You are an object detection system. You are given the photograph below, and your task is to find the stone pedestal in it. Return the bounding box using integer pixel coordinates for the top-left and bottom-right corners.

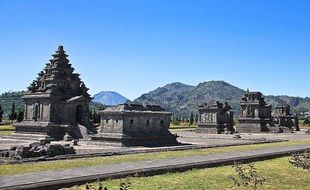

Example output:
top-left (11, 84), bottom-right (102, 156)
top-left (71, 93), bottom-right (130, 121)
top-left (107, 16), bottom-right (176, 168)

top-left (236, 118), bottom-right (269, 133)
top-left (195, 124), bottom-right (224, 134)
top-left (14, 123), bottom-right (68, 141)
top-left (91, 133), bottom-right (178, 147)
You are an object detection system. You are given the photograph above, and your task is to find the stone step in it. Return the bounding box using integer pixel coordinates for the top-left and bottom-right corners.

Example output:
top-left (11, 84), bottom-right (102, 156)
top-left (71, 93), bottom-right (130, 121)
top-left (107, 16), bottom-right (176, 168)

top-left (0, 133), bottom-right (49, 141)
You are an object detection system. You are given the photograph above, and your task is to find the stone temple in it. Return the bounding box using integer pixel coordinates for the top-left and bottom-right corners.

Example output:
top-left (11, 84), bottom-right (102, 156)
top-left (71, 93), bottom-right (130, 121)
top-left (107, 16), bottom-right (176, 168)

top-left (237, 91), bottom-right (272, 133)
top-left (14, 46), bottom-right (96, 140)
top-left (272, 104), bottom-right (300, 132)
top-left (91, 104), bottom-right (178, 146)
top-left (196, 101), bottom-right (234, 134)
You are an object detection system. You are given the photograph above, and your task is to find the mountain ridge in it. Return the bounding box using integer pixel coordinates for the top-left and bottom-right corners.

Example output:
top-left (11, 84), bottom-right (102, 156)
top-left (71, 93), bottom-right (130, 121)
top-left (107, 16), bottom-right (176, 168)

top-left (133, 80), bottom-right (310, 118)
top-left (1, 81), bottom-right (309, 119)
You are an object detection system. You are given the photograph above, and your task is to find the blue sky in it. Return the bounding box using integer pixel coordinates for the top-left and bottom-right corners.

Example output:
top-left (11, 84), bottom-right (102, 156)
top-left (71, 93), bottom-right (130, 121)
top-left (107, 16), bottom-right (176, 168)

top-left (0, 0), bottom-right (309, 100)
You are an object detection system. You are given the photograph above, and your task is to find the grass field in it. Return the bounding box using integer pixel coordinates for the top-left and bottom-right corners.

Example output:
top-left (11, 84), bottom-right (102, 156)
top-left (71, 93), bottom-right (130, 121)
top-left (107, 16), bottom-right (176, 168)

top-left (0, 125), bottom-right (15, 135)
top-left (68, 156), bottom-right (310, 190)
top-left (169, 124), bottom-right (197, 129)
top-left (1, 139), bottom-right (310, 176)
top-left (300, 123), bottom-right (310, 129)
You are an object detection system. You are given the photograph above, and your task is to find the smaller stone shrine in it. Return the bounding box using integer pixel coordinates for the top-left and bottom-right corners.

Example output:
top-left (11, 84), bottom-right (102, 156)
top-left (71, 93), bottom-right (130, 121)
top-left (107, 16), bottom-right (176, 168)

top-left (91, 104), bottom-right (178, 146)
top-left (272, 104), bottom-right (300, 132)
top-left (237, 91), bottom-right (272, 133)
top-left (196, 101), bottom-right (234, 134)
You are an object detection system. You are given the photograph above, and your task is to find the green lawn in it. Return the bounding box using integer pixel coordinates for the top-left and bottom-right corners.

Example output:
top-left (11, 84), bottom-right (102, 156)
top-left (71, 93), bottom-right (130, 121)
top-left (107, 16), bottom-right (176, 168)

top-left (0, 125), bottom-right (15, 135)
top-left (1, 139), bottom-right (310, 176)
top-left (300, 123), bottom-right (310, 129)
top-left (69, 156), bottom-right (310, 190)
top-left (169, 124), bottom-right (197, 129)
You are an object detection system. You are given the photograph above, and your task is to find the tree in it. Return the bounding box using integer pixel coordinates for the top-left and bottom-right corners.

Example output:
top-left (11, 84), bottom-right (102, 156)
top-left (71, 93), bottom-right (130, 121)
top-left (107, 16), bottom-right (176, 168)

top-left (91, 109), bottom-right (100, 124)
top-left (190, 112), bottom-right (194, 125)
top-left (0, 105), bottom-right (3, 122)
top-left (17, 109), bottom-right (24, 122)
top-left (9, 103), bottom-right (17, 122)
top-left (195, 114), bottom-right (199, 124)
top-left (304, 118), bottom-right (310, 125)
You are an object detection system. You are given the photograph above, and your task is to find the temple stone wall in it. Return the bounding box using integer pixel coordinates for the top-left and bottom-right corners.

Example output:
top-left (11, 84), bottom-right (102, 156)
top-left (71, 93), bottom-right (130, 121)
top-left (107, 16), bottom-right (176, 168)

top-left (272, 104), bottom-right (300, 132)
top-left (237, 92), bottom-right (299, 133)
top-left (123, 115), bottom-right (170, 136)
top-left (196, 101), bottom-right (234, 134)
top-left (236, 123), bottom-right (261, 133)
top-left (100, 115), bottom-right (123, 134)
top-left (237, 91), bottom-right (272, 133)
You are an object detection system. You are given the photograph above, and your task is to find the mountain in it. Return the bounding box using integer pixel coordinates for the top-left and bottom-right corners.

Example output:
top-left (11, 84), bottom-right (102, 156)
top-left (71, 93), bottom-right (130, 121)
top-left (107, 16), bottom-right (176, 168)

top-left (265, 95), bottom-right (310, 113)
top-left (93, 91), bottom-right (129, 106)
top-left (135, 82), bottom-right (194, 112)
top-left (134, 80), bottom-right (310, 118)
top-left (1, 82), bottom-right (309, 119)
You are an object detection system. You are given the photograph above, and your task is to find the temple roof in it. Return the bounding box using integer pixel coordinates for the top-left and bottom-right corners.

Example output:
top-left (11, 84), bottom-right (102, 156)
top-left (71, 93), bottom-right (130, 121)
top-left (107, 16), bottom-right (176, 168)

top-left (25, 45), bottom-right (90, 99)
top-left (103, 104), bottom-right (167, 112)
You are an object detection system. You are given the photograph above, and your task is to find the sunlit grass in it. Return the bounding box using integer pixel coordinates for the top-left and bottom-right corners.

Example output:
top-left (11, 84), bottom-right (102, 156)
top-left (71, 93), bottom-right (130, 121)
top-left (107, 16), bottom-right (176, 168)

top-left (69, 156), bottom-right (310, 190)
top-left (169, 124), bottom-right (197, 129)
top-left (0, 125), bottom-right (15, 135)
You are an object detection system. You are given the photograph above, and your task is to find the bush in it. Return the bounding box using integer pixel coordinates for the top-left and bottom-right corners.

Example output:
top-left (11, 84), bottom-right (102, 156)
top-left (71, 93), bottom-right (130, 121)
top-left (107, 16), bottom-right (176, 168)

top-left (228, 162), bottom-right (266, 190)
top-left (90, 109), bottom-right (101, 124)
top-left (171, 119), bottom-right (180, 125)
top-left (17, 110), bottom-right (24, 122)
top-left (84, 178), bottom-right (131, 190)
top-left (303, 118), bottom-right (310, 125)
top-left (289, 151), bottom-right (310, 171)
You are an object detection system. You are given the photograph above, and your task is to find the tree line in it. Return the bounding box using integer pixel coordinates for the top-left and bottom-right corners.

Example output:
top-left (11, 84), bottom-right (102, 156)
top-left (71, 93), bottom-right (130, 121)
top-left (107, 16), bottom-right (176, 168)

top-left (0, 103), bottom-right (24, 123)
top-left (171, 112), bottom-right (197, 125)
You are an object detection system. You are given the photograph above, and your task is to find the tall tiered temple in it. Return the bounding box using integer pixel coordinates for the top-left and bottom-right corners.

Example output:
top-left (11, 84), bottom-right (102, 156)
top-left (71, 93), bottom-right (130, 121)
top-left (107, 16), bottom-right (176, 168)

top-left (14, 46), bottom-right (96, 140)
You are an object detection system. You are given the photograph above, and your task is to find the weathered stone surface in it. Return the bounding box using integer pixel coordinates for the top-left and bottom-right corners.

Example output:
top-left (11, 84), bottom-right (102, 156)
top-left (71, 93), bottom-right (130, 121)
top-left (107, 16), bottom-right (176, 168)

top-left (91, 104), bottom-right (178, 146)
top-left (63, 133), bottom-right (73, 141)
top-left (237, 91), bottom-right (300, 133)
top-left (13, 46), bottom-right (96, 140)
top-left (272, 104), bottom-right (299, 131)
top-left (0, 141), bottom-right (75, 159)
top-left (196, 101), bottom-right (234, 134)
top-left (237, 91), bottom-right (272, 133)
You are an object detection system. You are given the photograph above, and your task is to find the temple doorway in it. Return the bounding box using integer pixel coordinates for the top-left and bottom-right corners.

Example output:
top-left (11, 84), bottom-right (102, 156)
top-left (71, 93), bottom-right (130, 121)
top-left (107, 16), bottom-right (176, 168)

top-left (75, 105), bottom-right (83, 124)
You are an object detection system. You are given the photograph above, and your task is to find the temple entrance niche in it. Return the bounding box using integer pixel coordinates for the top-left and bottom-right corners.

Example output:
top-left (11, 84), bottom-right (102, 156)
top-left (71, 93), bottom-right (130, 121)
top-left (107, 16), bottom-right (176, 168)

top-left (75, 105), bottom-right (83, 124)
